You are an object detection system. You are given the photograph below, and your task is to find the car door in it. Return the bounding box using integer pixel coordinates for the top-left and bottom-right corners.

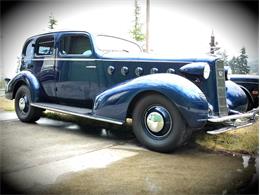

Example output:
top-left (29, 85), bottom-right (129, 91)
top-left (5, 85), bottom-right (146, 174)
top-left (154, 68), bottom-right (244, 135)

top-left (33, 34), bottom-right (57, 99)
top-left (55, 32), bottom-right (98, 107)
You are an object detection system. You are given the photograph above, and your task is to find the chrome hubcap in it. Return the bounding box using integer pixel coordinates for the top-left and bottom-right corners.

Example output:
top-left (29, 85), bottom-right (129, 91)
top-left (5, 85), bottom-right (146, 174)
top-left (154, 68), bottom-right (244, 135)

top-left (144, 106), bottom-right (172, 138)
top-left (19, 97), bottom-right (26, 111)
top-left (146, 112), bottom-right (164, 133)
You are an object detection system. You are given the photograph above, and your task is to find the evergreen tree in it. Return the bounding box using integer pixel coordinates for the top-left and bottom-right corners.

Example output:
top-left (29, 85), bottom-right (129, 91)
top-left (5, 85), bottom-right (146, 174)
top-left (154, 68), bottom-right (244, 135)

top-left (130, 0), bottom-right (145, 42)
top-left (48, 13), bottom-right (57, 30)
top-left (228, 56), bottom-right (239, 74)
top-left (228, 47), bottom-right (250, 74)
top-left (216, 50), bottom-right (229, 66)
top-left (237, 47), bottom-right (249, 74)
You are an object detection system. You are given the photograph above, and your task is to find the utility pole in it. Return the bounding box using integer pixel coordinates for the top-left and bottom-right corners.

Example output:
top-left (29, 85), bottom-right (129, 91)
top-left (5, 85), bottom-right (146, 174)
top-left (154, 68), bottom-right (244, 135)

top-left (146, 0), bottom-right (150, 52)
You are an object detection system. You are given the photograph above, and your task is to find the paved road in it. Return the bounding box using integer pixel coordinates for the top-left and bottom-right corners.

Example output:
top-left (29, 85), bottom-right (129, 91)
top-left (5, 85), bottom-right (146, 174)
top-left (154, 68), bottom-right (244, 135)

top-left (0, 111), bottom-right (258, 194)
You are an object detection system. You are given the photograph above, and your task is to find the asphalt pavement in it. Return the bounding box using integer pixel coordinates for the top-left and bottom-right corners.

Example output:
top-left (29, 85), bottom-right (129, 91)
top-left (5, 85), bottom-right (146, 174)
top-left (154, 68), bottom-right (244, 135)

top-left (0, 111), bottom-right (258, 194)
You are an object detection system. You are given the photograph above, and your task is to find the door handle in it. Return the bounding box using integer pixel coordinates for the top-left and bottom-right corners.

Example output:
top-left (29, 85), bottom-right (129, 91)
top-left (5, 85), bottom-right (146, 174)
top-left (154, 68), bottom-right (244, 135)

top-left (85, 66), bottom-right (96, 69)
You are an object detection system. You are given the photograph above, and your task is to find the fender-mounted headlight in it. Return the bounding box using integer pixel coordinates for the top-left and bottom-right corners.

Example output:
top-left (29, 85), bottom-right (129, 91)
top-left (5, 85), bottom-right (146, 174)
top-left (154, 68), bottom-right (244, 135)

top-left (180, 62), bottom-right (211, 80)
top-left (224, 66), bottom-right (232, 80)
top-left (203, 63), bottom-right (211, 79)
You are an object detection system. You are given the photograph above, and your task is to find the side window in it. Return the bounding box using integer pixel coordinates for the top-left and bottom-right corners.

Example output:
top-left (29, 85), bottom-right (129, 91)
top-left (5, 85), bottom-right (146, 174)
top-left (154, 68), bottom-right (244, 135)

top-left (22, 39), bottom-right (34, 59)
top-left (36, 36), bottom-right (54, 56)
top-left (59, 34), bottom-right (92, 57)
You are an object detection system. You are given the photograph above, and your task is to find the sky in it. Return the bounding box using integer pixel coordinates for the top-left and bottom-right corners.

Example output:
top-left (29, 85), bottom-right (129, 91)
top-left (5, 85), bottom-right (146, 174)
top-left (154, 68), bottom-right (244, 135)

top-left (1, 0), bottom-right (259, 78)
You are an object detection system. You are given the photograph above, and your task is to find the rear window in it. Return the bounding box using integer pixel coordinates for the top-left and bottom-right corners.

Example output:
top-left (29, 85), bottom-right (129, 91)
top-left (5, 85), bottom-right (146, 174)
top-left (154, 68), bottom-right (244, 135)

top-left (22, 39), bottom-right (34, 58)
top-left (36, 35), bottom-right (54, 56)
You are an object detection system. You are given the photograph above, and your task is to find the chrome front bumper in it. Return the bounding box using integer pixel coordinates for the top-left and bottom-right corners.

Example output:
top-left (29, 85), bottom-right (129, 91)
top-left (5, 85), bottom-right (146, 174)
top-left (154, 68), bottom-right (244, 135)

top-left (208, 108), bottom-right (259, 123)
top-left (206, 108), bottom-right (258, 135)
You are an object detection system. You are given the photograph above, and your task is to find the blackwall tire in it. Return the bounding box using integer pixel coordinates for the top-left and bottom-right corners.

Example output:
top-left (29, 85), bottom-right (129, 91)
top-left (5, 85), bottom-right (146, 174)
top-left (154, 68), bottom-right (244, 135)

top-left (132, 94), bottom-right (188, 153)
top-left (15, 85), bottom-right (42, 123)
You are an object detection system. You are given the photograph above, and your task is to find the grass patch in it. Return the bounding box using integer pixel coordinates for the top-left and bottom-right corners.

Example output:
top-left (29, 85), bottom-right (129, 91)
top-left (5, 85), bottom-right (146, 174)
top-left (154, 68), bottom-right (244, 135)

top-left (0, 97), bottom-right (14, 111)
top-left (195, 121), bottom-right (259, 156)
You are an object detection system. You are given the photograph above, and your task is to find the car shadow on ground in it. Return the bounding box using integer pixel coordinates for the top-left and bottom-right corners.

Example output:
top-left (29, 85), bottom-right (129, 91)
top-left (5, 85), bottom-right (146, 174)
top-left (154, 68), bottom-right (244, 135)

top-left (36, 117), bottom-right (200, 152)
top-left (37, 117), bottom-right (138, 142)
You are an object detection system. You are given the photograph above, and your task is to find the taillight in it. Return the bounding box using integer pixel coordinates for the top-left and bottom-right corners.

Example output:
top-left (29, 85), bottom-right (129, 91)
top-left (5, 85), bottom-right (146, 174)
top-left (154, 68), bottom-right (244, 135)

top-left (252, 90), bottom-right (259, 96)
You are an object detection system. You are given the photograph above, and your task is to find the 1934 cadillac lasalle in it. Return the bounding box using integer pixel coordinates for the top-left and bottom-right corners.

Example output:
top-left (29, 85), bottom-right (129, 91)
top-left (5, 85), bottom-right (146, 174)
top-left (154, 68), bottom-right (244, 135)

top-left (5, 31), bottom-right (258, 152)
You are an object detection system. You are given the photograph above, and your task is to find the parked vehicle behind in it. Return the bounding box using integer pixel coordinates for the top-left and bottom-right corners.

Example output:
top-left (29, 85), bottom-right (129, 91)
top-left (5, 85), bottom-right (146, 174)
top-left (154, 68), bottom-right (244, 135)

top-left (5, 31), bottom-right (258, 152)
top-left (230, 74), bottom-right (259, 110)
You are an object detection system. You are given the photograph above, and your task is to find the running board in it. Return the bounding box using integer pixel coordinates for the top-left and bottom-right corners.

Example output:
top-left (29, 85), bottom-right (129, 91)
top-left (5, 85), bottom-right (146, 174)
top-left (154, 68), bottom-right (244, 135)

top-left (31, 102), bottom-right (124, 125)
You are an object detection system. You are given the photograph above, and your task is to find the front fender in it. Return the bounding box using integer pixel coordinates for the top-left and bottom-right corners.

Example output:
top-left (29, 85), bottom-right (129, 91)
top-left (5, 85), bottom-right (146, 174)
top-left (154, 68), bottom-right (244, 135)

top-left (5, 71), bottom-right (41, 102)
top-left (226, 80), bottom-right (248, 112)
top-left (93, 74), bottom-right (209, 128)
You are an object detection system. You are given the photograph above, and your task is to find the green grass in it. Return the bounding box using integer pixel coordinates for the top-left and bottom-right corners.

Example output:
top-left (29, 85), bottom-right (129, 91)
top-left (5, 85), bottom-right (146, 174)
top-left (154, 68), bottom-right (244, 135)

top-left (195, 121), bottom-right (259, 156)
top-left (0, 97), bottom-right (14, 111)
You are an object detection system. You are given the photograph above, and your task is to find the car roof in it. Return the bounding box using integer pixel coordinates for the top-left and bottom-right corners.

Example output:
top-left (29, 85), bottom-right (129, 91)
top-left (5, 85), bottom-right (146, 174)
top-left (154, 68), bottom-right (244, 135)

top-left (26, 30), bottom-right (138, 45)
top-left (28, 30), bottom-right (92, 39)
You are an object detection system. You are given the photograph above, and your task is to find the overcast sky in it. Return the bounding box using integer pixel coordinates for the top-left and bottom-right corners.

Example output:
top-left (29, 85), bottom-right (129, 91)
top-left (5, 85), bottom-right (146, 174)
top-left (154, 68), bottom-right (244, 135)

top-left (1, 0), bottom-right (259, 78)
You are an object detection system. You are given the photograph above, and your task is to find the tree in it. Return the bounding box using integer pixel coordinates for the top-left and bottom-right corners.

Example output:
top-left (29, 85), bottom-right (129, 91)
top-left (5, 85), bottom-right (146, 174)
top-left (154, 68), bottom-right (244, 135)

top-left (208, 32), bottom-right (250, 74)
top-left (228, 56), bottom-right (239, 73)
top-left (216, 50), bottom-right (229, 66)
top-left (237, 47), bottom-right (249, 74)
top-left (130, 0), bottom-right (145, 43)
top-left (228, 47), bottom-right (250, 74)
top-left (48, 13), bottom-right (57, 30)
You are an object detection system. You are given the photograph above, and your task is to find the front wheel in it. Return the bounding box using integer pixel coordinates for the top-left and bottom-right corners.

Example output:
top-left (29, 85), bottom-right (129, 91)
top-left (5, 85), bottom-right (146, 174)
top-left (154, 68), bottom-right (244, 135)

top-left (132, 94), bottom-right (188, 152)
top-left (15, 85), bottom-right (42, 122)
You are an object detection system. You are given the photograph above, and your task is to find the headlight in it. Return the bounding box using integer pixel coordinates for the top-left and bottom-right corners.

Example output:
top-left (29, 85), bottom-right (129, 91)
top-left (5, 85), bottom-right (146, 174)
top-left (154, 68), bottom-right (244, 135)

top-left (224, 66), bottom-right (232, 80)
top-left (203, 63), bottom-right (211, 79)
top-left (227, 68), bottom-right (232, 80)
top-left (180, 62), bottom-right (211, 79)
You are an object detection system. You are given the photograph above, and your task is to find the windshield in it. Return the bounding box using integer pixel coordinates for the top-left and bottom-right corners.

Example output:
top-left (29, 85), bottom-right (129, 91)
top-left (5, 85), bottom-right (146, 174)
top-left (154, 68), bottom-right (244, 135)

top-left (95, 35), bottom-right (142, 55)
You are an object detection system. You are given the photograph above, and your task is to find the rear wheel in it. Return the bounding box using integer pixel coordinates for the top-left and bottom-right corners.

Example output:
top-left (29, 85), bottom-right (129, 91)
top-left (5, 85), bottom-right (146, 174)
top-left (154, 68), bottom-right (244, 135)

top-left (15, 85), bottom-right (42, 122)
top-left (132, 94), bottom-right (188, 152)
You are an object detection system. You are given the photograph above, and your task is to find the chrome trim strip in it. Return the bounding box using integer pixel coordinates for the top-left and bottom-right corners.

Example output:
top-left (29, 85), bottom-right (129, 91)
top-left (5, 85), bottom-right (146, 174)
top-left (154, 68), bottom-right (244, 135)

top-left (97, 59), bottom-right (188, 63)
top-left (30, 58), bottom-right (189, 63)
top-left (31, 58), bottom-right (96, 62)
top-left (85, 65), bottom-right (96, 69)
top-left (30, 103), bottom-right (124, 125)
top-left (208, 108), bottom-right (258, 123)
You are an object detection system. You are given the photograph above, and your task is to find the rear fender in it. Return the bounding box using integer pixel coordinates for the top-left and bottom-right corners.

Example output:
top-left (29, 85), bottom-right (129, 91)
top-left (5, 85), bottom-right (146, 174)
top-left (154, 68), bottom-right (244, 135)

top-left (93, 74), bottom-right (209, 128)
top-left (5, 71), bottom-right (41, 102)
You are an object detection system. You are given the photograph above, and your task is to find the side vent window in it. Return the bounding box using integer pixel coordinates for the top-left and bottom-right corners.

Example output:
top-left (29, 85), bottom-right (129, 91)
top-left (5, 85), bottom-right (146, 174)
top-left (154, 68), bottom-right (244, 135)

top-left (59, 34), bottom-right (92, 57)
top-left (36, 36), bottom-right (54, 56)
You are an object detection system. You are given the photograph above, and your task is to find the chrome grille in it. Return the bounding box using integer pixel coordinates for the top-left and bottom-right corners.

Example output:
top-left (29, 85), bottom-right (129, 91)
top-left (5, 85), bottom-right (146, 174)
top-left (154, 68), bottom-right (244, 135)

top-left (215, 60), bottom-right (228, 116)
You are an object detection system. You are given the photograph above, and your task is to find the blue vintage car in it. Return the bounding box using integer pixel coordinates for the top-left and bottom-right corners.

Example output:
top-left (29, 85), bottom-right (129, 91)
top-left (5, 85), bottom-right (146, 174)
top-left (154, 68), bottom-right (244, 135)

top-left (230, 74), bottom-right (259, 110)
top-left (5, 31), bottom-right (258, 152)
